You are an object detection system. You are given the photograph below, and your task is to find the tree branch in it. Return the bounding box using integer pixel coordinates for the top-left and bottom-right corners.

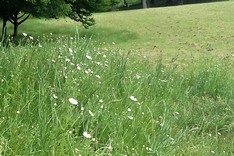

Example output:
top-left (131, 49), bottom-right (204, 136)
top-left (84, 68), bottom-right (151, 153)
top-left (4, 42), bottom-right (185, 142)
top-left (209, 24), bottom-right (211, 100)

top-left (18, 14), bottom-right (30, 25)
top-left (18, 13), bottom-right (26, 19)
top-left (8, 18), bottom-right (14, 24)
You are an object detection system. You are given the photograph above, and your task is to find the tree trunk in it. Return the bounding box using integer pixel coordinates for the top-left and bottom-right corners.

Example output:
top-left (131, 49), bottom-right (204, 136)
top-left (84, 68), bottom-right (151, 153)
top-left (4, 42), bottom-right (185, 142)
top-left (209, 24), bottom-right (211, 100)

top-left (178, 0), bottom-right (183, 5)
top-left (142, 0), bottom-right (150, 8)
top-left (9, 12), bottom-right (30, 38)
top-left (13, 22), bottom-right (18, 38)
top-left (11, 12), bottom-right (19, 39)
top-left (1, 18), bottom-right (7, 40)
top-left (142, 0), bottom-right (147, 8)
top-left (123, 0), bottom-right (129, 7)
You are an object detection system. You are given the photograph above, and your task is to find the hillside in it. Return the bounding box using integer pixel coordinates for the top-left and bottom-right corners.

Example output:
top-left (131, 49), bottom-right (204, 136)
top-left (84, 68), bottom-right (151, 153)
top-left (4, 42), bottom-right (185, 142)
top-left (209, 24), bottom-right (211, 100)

top-left (1, 1), bottom-right (234, 155)
top-left (94, 1), bottom-right (234, 60)
top-left (9, 1), bottom-right (233, 61)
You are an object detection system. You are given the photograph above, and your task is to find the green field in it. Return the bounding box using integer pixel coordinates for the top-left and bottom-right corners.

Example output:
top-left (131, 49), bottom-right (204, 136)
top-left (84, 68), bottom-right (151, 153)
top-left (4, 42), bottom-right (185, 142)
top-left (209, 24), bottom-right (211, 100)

top-left (6, 1), bottom-right (234, 61)
top-left (1, 1), bottom-right (234, 155)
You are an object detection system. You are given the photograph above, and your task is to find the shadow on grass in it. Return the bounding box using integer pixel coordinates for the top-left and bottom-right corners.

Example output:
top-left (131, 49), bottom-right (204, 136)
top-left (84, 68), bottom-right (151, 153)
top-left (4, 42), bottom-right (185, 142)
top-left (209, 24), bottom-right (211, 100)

top-left (78, 27), bottom-right (138, 44)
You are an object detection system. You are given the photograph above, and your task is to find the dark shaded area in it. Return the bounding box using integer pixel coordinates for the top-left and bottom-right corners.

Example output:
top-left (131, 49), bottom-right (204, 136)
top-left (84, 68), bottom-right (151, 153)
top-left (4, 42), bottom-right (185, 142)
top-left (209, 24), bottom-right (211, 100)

top-left (155, 0), bottom-right (229, 7)
top-left (0, 0), bottom-right (96, 40)
top-left (119, 0), bottom-right (229, 10)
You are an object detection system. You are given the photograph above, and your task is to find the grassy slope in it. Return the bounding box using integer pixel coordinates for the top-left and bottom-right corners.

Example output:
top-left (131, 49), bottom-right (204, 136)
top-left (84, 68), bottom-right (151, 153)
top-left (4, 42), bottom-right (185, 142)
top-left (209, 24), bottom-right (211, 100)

top-left (8, 1), bottom-right (234, 62)
top-left (1, 2), bottom-right (234, 155)
top-left (94, 2), bottom-right (234, 59)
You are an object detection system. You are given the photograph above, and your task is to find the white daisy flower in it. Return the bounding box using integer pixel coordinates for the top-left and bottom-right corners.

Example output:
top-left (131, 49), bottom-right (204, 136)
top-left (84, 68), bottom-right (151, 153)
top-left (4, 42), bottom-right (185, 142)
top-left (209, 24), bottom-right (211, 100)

top-left (86, 54), bottom-right (92, 60)
top-left (69, 48), bottom-right (73, 53)
top-left (135, 74), bottom-right (141, 79)
top-left (83, 131), bottom-right (92, 139)
top-left (53, 94), bottom-right (58, 99)
top-left (129, 96), bottom-right (138, 102)
top-left (76, 64), bottom-right (81, 70)
top-left (68, 98), bottom-right (78, 105)
top-left (95, 75), bottom-right (101, 79)
top-left (128, 116), bottom-right (134, 120)
top-left (89, 110), bottom-right (94, 117)
top-left (22, 32), bottom-right (27, 37)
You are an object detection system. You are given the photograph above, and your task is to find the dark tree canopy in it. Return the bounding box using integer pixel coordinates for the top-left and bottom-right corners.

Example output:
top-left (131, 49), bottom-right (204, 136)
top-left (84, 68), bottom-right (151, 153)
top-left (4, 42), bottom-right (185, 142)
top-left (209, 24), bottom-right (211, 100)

top-left (0, 0), bottom-right (95, 39)
top-left (68, 0), bottom-right (96, 28)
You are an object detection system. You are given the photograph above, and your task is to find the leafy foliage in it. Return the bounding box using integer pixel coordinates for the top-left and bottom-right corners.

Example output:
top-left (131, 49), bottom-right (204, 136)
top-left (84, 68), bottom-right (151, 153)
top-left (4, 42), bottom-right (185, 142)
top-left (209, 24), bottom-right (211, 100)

top-left (0, 0), bottom-right (95, 38)
top-left (68, 0), bottom-right (96, 28)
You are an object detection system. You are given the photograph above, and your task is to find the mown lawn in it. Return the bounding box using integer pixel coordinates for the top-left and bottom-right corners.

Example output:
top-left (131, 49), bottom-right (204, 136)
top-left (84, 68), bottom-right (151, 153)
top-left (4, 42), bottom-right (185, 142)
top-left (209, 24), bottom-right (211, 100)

top-left (3, 1), bottom-right (234, 62)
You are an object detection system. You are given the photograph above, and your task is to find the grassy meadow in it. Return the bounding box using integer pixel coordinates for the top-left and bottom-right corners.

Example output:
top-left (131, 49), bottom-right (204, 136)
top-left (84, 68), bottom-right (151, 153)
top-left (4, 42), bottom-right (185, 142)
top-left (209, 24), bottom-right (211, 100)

top-left (1, 1), bottom-right (234, 155)
top-left (7, 1), bottom-right (234, 62)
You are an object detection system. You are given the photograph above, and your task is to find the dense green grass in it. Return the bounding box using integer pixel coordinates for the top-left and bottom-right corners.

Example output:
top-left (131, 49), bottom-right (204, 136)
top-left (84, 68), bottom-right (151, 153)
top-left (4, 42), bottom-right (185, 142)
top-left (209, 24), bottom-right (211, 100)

top-left (1, 1), bottom-right (234, 155)
top-left (0, 34), bottom-right (234, 155)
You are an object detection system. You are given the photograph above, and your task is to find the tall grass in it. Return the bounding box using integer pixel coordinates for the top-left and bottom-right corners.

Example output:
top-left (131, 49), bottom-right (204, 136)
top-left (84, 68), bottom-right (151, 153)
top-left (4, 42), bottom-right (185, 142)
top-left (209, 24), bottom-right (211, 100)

top-left (0, 36), bottom-right (233, 155)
